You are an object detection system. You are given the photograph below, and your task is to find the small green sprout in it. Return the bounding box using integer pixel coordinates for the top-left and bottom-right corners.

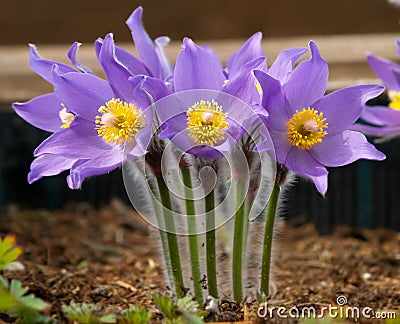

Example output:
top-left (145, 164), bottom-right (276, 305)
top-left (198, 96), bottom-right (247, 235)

top-left (62, 301), bottom-right (117, 324)
top-left (0, 234), bottom-right (24, 270)
top-left (118, 305), bottom-right (152, 324)
top-left (153, 294), bottom-right (206, 324)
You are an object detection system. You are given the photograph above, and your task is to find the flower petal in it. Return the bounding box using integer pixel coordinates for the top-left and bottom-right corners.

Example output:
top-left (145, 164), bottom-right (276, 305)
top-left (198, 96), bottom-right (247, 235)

top-left (310, 130), bottom-right (385, 167)
top-left (67, 42), bottom-right (93, 74)
top-left (360, 105), bottom-right (400, 126)
top-left (68, 148), bottom-right (123, 189)
top-left (126, 6), bottom-right (161, 77)
top-left (351, 123), bottom-right (400, 138)
top-left (52, 66), bottom-right (114, 121)
top-left (155, 36), bottom-right (173, 79)
top-left (308, 173), bottom-right (328, 195)
top-left (283, 41), bottom-right (328, 111)
top-left (226, 32), bottom-right (265, 79)
top-left (174, 38), bottom-right (226, 92)
top-left (29, 44), bottom-right (76, 84)
top-left (28, 154), bottom-right (79, 183)
top-left (314, 84), bottom-right (384, 135)
top-left (367, 53), bottom-right (400, 91)
top-left (12, 93), bottom-right (63, 132)
top-left (98, 34), bottom-right (137, 100)
top-left (223, 57), bottom-right (267, 104)
top-left (268, 47), bottom-right (307, 84)
top-left (285, 147), bottom-right (327, 177)
top-left (34, 118), bottom-right (110, 159)
top-left (253, 69), bottom-right (291, 131)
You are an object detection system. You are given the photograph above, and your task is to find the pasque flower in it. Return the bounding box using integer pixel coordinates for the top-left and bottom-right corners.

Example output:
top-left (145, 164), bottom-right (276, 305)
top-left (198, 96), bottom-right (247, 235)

top-left (352, 40), bottom-right (400, 139)
top-left (255, 41), bottom-right (386, 194)
top-left (156, 35), bottom-right (268, 158)
top-left (12, 6), bottom-right (169, 188)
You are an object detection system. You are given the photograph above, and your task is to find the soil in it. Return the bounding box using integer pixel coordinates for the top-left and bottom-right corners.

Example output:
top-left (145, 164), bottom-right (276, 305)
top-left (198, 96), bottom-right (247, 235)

top-left (0, 199), bottom-right (399, 323)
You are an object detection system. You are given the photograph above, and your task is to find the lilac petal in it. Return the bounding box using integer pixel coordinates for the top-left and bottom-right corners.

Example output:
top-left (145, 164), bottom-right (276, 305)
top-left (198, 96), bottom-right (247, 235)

top-left (253, 70), bottom-right (290, 131)
top-left (155, 36), bottom-right (173, 79)
top-left (174, 38), bottom-right (226, 92)
top-left (68, 148), bottom-right (123, 189)
top-left (12, 93), bottom-right (63, 132)
top-left (223, 57), bottom-right (267, 104)
top-left (314, 84), bottom-right (384, 135)
top-left (360, 105), bottom-right (400, 126)
top-left (52, 66), bottom-right (114, 121)
top-left (98, 34), bottom-right (137, 100)
top-left (95, 37), bottom-right (150, 77)
top-left (126, 6), bottom-right (161, 77)
top-left (226, 32), bottom-right (265, 79)
top-left (308, 173), bottom-right (328, 195)
top-left (396, 39), bottom-right (400, 57)
top-left (34, 118), bottom-right (110, 159)
top-left (268, 129), bottom-right (292, 164)
top-left (268, 47), bottom-right (307, 84)
top-left (285, 148), bottom-right (327, 177)
top-left (29, 44), bottom-right (76, 84)
top-left (131, 75), bottom-right (172, 109)
top-left (350, 123), bottom-right (400, 138)
top-left (283, 41), bottom-right (328, 112)
top-left (67, 42), bottom-right (93, 74)
top-left (310, 130), bottom-right (385, 167)
top-left (367, 54), bottom-right (400, 91)
top-left (28, 154), bottom-right (79, 183)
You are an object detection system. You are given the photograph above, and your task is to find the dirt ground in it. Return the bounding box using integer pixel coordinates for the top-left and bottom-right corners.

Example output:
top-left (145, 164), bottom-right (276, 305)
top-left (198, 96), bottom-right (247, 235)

top-left (0, 199), bottom-right (399, 323)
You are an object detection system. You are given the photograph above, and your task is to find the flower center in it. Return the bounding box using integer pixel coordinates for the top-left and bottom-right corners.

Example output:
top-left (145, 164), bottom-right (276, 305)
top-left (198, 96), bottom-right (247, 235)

top-left (186, 100), bottom-right (229, 146)
top-left (286, 107), bottom-right (328, 150)
top-left (388, 91), bottom-right (400, 110)
top-left (95, 98), bottom-right (145, 145)
top-left (59, 105), bottom-right (75, 129)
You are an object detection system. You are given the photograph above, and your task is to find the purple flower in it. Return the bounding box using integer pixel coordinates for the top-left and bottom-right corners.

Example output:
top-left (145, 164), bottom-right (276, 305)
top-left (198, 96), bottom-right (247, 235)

top-left (254, 41), bottom-right (385, 195)
top-left (13, 12), bottom-right (167, 188)
top-left (352, 40), bottom-right (400, 140)
top-left (12, 43), bottom-right (89, 186)
top-left (155, 36), bottom-right (267, 158)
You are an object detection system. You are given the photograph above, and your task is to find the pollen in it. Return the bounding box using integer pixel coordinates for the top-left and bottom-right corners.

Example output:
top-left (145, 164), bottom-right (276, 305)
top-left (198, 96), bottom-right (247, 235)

top-left (286, 107), bottom-right (328, 150)
top-left (186, 100), bottom-right (229, 146)
top-left (95, 98), bottom-right (145, 145)
top-left (388, 90), bottom-right (400, 110)
top-left (59, 104), bottom-right (75, 129)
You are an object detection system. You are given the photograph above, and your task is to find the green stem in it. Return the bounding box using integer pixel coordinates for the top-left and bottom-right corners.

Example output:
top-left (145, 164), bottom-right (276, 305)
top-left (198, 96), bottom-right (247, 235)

top-left (148, 179), bottom-right (173, 289)
top-left (156, 176), bottom-right (185, 297)
top-left (232, 178), bottom-right (246, 302)
top-left (260, 181), bottom-right (281, 299)
top-left (205, 190), bottom-right (218, 298)
top-left (181, 166), bottom-right (203, 304)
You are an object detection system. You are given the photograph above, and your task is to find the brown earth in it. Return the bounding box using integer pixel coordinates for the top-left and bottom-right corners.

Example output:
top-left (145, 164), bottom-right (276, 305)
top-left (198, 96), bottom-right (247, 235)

top-left (0, 199), bottom-right (399, 323)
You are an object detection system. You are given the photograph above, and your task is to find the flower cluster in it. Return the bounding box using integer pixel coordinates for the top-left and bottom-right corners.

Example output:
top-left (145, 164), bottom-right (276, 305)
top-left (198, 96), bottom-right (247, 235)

top-left (13, 6), bottom-right (386, 303)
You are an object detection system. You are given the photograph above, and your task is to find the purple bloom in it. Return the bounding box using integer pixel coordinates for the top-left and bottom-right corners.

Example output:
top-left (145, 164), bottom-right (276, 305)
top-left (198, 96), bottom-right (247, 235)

top-left (12, 7), bottom-right (168, 188)
top-left (12, 43), bottom-right (89, 186)
top-left (155, 36), bottom-right (268, 158)
top-left (255, 41), bottom-right (385, 195)
top-left (352, 40), bottom-right (400, 140)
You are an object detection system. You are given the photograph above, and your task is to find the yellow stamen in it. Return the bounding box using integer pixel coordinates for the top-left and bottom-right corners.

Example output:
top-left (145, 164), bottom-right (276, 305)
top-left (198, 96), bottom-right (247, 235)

top-left (186, 100), bottom-right (229, 146)
top-left (59, 104), bottom-right (75, 129)
top-left (95, 98), bottom-right (145, 145)
top-left (286, 107), bottom-right (328, 150)
top-left (256, 82), bottom-right (262, 95)
top-left (388, 90), bottom-right (400, 110)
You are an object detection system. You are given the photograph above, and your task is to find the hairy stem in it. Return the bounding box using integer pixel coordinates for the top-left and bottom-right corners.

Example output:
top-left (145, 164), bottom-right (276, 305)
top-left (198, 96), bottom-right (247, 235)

top-left (205, 190), bottom-right (218, 298)
top-left (181, 166), bottom-right (203, 304)
top-left (232, 178), bottom-right (246, 301)
top-left (260, 181), bottom-right (280, 298)
top-left (156, 176), bottom-right (185, 297)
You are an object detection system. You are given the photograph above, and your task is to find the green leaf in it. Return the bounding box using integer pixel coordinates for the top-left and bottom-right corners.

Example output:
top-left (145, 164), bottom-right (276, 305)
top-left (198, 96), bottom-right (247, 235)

top-left (0, 235), bottom-right (23, 271)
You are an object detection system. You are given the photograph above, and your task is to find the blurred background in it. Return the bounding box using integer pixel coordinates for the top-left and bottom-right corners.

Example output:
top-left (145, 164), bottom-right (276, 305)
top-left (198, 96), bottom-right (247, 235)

top-left (1, 0), bottom-right (400, 233)
top-left (1, 0), bottom-right (400, 44)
